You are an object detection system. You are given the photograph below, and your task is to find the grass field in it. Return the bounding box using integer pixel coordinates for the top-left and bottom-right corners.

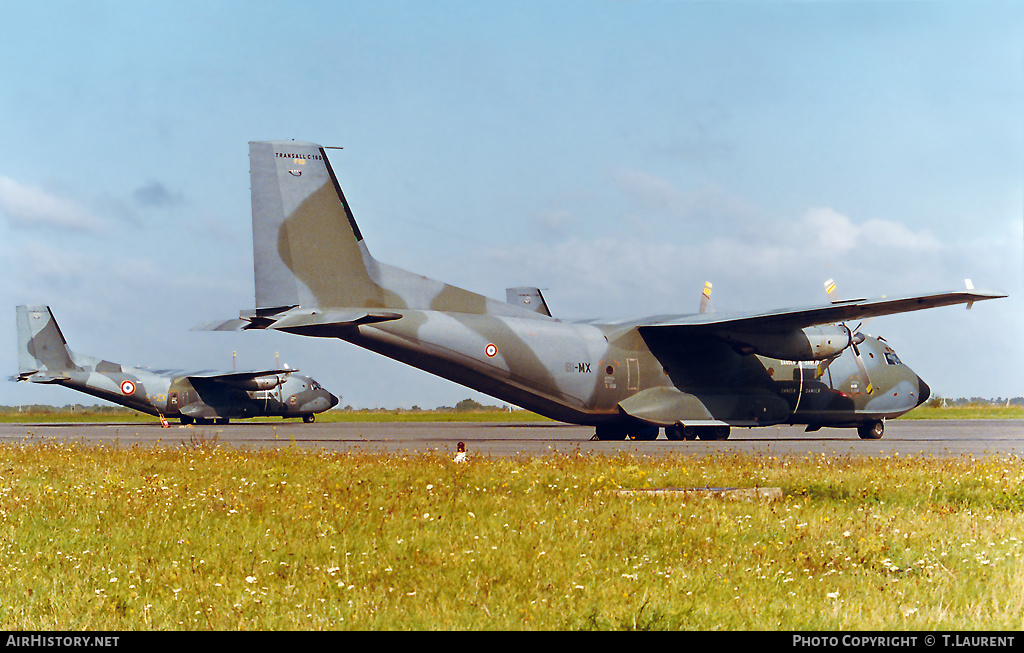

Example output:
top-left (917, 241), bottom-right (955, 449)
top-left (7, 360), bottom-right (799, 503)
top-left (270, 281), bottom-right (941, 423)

top-left (1, 440), bottom-right (1023, 630)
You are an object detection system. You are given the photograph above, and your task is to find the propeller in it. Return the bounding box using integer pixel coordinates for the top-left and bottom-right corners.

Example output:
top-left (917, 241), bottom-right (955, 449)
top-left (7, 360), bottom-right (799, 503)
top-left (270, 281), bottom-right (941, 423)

top-left (699, 281), bottom-right (714, 314)
top-left (272, 353), bottom-right (292, 402)
top-left (241, 352), bottom-right (290, 409)
top-left (821, 279), bottom-right (874, 395)
top-left (844, 323), bottom-right (874, 395)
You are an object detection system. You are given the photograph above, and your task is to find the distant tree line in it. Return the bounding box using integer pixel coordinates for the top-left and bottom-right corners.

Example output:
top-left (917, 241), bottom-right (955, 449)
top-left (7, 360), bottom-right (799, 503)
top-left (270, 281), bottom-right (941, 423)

top-left (333, 398), bottom-right (516, 413)
top-left (925, 396), bottom-right (1024, 408)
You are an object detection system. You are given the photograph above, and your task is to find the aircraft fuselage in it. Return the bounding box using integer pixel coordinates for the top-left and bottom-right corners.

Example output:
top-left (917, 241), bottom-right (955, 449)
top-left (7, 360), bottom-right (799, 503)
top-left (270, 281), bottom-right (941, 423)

top-left (43, 367), bottom-right (338, 423)
top-left (327, 309), bottom-right (928, 430)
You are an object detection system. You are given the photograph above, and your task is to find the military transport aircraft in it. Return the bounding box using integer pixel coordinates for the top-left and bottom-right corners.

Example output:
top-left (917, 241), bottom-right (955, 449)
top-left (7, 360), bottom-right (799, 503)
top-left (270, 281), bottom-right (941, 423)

top-left (199, 140), bottom-right (1005, 441)
top-left (14, 305), bottom-right (338, 424)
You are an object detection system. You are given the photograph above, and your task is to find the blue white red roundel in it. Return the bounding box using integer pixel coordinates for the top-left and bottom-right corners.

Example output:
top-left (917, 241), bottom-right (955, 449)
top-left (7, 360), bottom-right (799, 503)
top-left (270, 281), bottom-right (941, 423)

top-left (120, 380), bottom-right (136, 395)
top-left (485, 343), bottom-right (498, 358)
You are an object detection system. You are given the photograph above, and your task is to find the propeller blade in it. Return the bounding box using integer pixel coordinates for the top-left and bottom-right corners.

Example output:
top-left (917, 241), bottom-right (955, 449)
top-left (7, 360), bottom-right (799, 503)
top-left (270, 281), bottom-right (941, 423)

top-left (700, 281), bottom-right (714, 314)
top-left (825, 278), bottom-right (839, 303)
top-left (823, 279), bottom-right (874, 394)
top-left (849, 332), bottom-right (874, 395)
top-left (815, 354), bottom-right (839, 378)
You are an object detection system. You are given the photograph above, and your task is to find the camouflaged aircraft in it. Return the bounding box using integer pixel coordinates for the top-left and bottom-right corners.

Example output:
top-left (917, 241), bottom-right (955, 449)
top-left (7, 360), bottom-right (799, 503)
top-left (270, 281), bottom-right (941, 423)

top-left (199, 140), bottom-right (1005, 440)
top-left (14, 305), bottom-right (338, 424)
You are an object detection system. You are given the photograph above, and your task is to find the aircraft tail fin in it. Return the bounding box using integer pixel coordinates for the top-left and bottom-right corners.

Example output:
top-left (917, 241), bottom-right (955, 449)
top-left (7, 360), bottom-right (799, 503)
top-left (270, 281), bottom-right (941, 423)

top-left (250, 140), bottom-right (386, 311)
top-left (248, 141), bottom-right (540, 319)
top-left (506, 287), bottom-right (552, 317)
top-left (16, 305), bottom-right (79, 375)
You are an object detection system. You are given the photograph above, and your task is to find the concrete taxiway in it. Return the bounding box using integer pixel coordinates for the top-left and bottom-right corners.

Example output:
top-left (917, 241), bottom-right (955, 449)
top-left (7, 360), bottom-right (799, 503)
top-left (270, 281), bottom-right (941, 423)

top-left (1, 419), bottom-right (1022, 458)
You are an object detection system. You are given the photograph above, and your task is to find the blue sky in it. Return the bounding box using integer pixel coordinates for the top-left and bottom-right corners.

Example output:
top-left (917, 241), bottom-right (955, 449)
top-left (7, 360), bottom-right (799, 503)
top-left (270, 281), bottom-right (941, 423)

top-left (2, 1), bottom-right (1021, 409)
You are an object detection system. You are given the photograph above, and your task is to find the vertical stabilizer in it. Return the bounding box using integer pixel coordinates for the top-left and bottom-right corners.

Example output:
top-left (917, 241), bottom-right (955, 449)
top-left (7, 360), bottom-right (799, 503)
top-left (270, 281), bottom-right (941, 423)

top-left (16, 306), bottom-right (78, 373)
top-left (506, 287), bottom-right (552, 317)
top-left (251, 140), bottom-right (387, 310)
top-left (248, 141), bottom-right (544, 319)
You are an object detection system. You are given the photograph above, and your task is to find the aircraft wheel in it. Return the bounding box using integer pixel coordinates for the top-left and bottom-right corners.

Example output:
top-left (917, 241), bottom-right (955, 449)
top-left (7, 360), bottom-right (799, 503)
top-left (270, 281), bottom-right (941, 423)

top-left (214, 418), bottom-right (229, 425)
top-left (303, 414), bottom-right (315, 423)
top-left (594, 424), bottom-right (628, 440)
top-left (666, 425), bottom-right (697, 441)
top-left (697, 425), bottom-right (730, 441)
top-left (180, 417), bottom-right (194, 425)
top-left (857, 420), bottom-right (884, 440)
top-left (629, 425), bottom-right (660, 441)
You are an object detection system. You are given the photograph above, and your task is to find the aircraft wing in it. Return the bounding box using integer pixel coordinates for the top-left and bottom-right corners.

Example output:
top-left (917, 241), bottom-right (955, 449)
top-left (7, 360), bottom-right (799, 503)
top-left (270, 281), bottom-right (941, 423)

top-left (639, 288), bottom-right (1006, 335)
top-left (185, 369), bottom-right (299, 391)
top-left (186, 369), bottom-right (296, 381)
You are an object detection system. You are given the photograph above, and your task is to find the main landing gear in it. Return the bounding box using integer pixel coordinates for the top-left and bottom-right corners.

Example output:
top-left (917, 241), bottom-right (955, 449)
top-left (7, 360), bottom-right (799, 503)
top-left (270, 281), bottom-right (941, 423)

top-left (593, 421), bottom-right (882, 441)
top-left (593, 424), bottom-right (731, 441)
top-left (665, 424), bottom-right (731, 441)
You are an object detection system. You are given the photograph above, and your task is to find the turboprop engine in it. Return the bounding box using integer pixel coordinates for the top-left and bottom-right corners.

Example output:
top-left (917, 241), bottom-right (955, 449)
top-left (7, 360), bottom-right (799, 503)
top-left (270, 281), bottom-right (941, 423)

top-left (718, 324), bottom-right (859, 362)
top-left (222, 374), bottom-right (285, 391)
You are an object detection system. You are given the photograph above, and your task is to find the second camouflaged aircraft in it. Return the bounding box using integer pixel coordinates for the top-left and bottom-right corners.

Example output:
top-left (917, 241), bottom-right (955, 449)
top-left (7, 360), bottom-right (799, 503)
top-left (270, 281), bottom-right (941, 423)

top-left (201, 140), bottom-right (1004, 440)
top-left (15, 305), bottom-right (338, 424)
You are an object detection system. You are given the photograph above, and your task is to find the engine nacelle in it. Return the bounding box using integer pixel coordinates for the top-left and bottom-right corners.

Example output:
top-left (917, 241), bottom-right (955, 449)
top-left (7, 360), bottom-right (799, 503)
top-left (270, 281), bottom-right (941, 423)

top-left (720, 324), bottom-right (855, 361)
top-left (222, 374), bottom-right (284, 390)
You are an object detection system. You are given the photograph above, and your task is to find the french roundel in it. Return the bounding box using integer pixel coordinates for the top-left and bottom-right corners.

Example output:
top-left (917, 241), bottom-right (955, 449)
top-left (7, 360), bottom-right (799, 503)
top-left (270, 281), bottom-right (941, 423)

top-left (120, 380), bottom-right (136, 395)
top-left (485, 343), bottom-right (498, 358)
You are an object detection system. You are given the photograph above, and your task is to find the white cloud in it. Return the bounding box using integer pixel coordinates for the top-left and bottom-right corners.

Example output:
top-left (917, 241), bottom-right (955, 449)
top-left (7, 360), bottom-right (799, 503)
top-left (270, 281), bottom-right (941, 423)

top-left (533, 208), bottom-right (574, 233)
top-left (613, 168), bottom-right (685, 213)
top-left (799, 207), bottom-right (942, 254)
top-left (0, 177), bottom-right (102, 231)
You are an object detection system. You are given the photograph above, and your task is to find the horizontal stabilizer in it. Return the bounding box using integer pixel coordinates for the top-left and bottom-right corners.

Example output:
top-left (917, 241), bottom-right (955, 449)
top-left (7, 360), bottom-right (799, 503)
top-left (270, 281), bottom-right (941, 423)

top-left (11, 371), bottom-right (66, 383)
top-left (194, 308), bottom-right (403, 336)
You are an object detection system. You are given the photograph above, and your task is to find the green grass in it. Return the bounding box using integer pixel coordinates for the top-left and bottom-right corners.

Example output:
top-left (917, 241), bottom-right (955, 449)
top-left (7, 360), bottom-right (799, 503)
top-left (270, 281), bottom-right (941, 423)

top-left (1, 441), bottom-right (1023, 630)
top-left (897, 405), bottom-right (1024, 420)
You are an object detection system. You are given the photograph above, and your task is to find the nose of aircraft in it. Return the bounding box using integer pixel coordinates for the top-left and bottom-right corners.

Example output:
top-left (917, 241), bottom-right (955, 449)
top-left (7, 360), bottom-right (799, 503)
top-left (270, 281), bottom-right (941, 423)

top-left (327, 391), bottom-right (339, 409)
top-left (915, 376), bottom-right (931, 407)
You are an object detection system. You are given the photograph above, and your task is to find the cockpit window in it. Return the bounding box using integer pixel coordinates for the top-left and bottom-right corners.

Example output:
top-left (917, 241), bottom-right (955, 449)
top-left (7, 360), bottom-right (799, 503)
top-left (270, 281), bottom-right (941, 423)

top-left (884, 352), bottom-right (902, 366)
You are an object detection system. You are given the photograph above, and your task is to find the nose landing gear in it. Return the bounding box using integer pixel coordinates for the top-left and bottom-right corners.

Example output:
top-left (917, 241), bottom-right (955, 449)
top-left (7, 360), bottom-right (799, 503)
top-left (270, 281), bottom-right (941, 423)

top-left (857, 419), bottom-right (884, 439)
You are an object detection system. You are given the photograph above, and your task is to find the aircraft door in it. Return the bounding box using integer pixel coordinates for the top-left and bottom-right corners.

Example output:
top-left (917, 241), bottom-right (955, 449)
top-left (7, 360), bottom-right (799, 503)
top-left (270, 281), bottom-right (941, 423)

top-left (627, 358), bottom-right (640, 391)
top-left (167, 391), bottom-right (179, 414)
